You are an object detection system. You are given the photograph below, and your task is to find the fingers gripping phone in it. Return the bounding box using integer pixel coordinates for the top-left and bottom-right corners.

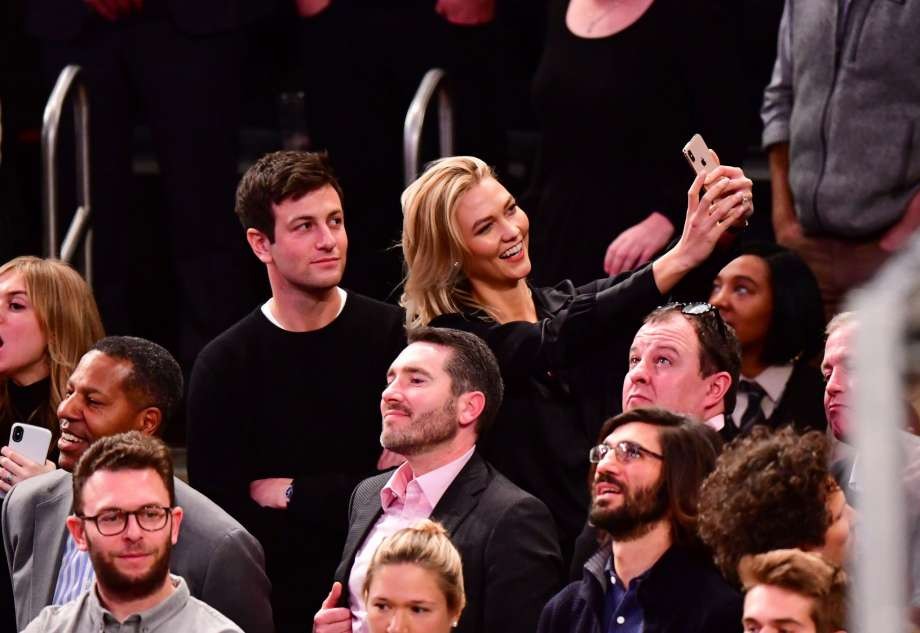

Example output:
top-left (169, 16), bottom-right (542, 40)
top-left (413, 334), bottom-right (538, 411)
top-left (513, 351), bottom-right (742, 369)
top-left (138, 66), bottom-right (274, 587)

top-left (1, 423), bottom-right (53, 498)
top-left (682, 133), bottom-right (720, 177)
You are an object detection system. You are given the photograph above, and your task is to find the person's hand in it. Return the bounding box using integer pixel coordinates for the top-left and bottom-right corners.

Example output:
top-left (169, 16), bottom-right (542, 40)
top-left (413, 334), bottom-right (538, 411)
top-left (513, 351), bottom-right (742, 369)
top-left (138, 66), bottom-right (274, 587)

top-left (249, 477), bottom-right (293, 509)
top-left (677, 166), bottom-right (753, 261)
top-left (880, 189), bottom-right (920, 253)
top-left (435, 0), bottom-right (495, 25)
top-left (377, 449), bottom-right (405, 471)
top-left (313, 582), bottom-right (351, 633)
top-left (652, 168), bottom-right (752, 293)
top-left (603, 212), bottom-right (675, 276)
top-left (294, 0), bottom-right (332, 17)
top-left (0, 447), bottom-right (55, 494)
top-left (85, 0), bottom-right (143, 21)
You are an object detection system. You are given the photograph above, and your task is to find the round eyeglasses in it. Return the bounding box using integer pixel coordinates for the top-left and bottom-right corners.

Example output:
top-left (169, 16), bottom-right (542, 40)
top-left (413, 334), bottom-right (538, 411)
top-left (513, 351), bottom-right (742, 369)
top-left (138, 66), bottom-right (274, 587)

top-left (79, 505), bottom-right (173, 536)
top-left (589, 440), bottom-right (664, 465)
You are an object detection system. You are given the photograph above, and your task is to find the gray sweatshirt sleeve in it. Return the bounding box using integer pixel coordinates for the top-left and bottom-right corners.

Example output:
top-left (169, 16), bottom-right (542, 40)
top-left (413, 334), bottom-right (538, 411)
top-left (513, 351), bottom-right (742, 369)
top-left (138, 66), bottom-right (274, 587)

top-left (761, 0), bottom-right (793, 149)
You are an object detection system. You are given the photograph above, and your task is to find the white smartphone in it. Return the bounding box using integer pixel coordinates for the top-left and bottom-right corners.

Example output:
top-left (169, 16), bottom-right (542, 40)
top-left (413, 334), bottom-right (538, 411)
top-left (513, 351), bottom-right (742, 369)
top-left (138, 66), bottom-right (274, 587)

top-left (682, 133), bottom-right (720, 177)
top-left (1, 423), bottom-right (53, 497)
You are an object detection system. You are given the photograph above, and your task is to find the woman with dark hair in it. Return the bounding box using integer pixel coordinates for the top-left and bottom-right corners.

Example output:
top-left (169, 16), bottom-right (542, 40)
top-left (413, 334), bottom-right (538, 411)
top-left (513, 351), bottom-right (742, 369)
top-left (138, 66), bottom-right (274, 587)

top-left (709, 242), bottom-right (826, 436)
top-left (697, 427), bottom-right (853, 586)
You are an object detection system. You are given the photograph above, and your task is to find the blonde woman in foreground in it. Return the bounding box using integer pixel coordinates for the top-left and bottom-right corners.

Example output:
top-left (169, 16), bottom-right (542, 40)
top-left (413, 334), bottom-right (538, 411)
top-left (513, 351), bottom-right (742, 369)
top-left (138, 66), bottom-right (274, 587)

top-left (363, 520), bottom-right (466, 633)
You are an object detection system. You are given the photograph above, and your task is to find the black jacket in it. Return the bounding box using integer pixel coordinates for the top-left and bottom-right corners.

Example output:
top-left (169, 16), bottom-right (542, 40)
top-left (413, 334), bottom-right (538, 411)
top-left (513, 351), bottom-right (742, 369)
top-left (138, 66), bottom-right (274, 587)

top-left (334, 451), bottom-right (564, 633)
top-left (539, 545), bottom-right (742, 633)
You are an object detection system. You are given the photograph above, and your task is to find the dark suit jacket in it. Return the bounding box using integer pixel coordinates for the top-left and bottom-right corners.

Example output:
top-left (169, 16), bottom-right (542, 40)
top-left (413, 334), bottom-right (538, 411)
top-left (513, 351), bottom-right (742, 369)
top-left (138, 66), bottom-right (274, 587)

top-left (723, 362), bottom-right (828, 443)
top-left (2, 469), bottom-right (274, 633)
top-left (335, 451), bottom-right (564, 633)
top-left (767, 361), bottom-right (828, 433)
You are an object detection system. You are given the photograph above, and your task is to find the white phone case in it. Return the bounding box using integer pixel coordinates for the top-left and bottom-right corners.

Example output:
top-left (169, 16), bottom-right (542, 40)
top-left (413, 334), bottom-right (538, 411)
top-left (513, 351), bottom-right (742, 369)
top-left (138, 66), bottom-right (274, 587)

top-left (8, 423), bottom-right (52, 465)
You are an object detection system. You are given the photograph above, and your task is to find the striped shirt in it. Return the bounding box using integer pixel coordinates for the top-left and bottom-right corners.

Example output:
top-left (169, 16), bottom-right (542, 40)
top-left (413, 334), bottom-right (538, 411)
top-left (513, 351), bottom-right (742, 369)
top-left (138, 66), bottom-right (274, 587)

top-left (51, 535), bottom-right (95, 605)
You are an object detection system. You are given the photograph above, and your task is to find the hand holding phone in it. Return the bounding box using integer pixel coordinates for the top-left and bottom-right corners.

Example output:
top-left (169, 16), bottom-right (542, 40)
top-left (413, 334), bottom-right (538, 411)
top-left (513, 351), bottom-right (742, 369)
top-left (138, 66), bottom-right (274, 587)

top-left (1, 423), bottom-right (54, 497)
top-left (682, 133), bottom-right (720, 177)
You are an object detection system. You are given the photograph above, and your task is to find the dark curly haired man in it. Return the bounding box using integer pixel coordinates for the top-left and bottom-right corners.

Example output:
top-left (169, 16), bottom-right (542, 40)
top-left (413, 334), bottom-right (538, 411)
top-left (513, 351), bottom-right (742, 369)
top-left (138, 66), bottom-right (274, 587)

top-left (697, 426), bottom-right (853, 585)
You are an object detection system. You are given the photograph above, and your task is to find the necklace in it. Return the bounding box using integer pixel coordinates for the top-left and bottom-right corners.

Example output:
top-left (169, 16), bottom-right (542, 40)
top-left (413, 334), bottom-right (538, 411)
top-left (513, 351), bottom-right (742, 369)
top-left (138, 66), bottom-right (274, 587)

top-left (585, 0), bottom-right (621, 34)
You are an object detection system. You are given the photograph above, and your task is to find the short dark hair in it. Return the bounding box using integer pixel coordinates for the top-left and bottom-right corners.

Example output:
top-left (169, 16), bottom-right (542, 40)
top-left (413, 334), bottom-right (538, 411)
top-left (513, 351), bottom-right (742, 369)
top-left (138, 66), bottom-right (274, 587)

top-left (406, 327), bottom-right (503, 435)
top-left (734, 242), bottom-right (825, 365)
top-left (643, 304), bottom-right (741, 413)
top-left (593, 407), bottom-right (723, 548)
top-left (698, 427), bottom-right (834, 585)
top-left (235, 150), bottom-right (344, 242)
top-left (739, 549), bottom-right (847, 633)
top-left (90, 336), bottom-right (183, 431)
top-left (72, 431), bottom-right (175, 514)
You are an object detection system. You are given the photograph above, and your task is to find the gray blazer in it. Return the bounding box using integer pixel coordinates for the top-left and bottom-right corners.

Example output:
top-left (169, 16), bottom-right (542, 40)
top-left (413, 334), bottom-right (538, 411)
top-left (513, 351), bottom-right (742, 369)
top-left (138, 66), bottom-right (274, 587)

top-left (2, 469), bottom-right (274, 633)
top-left (334, 451), bottom-right (564, 633)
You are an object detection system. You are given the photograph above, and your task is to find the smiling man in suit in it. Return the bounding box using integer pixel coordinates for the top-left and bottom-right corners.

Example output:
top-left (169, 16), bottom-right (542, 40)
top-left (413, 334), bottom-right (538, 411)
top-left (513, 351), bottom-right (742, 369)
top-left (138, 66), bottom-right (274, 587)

top-left (2, 337), bottom-right (273, 633)
top-left (312, 326), bottom-right (563, 633)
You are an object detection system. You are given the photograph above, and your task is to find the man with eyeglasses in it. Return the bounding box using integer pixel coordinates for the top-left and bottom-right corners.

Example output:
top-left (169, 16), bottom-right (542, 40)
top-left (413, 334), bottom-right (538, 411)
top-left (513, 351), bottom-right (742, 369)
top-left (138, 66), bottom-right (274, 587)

top-left (538, 407), bottom-right (742, 633)
top-left (2, 336), bottom-right (273, 633)
top-left (21, 432), bottom-right (242, 632)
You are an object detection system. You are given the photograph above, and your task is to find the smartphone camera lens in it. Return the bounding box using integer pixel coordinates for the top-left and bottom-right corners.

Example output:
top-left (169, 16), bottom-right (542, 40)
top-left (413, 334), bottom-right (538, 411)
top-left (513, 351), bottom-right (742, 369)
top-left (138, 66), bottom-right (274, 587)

top-left (687, 150), bottom-right (696, 162)
top-left (701, 158), bottom-right (707, 166)
top-left (12, 426), bottom-right (23, 442)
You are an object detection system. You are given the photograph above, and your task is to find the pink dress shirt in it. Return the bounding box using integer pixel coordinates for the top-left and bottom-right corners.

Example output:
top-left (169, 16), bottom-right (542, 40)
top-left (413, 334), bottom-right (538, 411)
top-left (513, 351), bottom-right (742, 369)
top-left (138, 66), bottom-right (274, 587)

top-left (347, 446), bottom-right (475, 633)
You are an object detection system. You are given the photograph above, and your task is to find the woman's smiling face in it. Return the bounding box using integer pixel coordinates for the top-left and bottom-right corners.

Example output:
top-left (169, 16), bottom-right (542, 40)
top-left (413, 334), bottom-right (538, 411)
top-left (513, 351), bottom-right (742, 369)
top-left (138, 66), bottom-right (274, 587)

top-left (453, 177), bottom-right (531, 290)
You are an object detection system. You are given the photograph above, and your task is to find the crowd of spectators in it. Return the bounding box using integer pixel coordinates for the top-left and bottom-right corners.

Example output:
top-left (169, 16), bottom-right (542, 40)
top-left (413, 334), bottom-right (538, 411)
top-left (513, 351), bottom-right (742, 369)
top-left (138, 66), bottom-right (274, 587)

top-left (1, 0), bottom-right (920, 632)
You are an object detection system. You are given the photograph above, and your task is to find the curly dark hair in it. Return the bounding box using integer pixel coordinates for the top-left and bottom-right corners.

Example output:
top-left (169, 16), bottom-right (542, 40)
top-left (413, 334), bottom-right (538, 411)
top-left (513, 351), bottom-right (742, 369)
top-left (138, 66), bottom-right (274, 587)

top-left (697, 426), bottom-right (833, 585)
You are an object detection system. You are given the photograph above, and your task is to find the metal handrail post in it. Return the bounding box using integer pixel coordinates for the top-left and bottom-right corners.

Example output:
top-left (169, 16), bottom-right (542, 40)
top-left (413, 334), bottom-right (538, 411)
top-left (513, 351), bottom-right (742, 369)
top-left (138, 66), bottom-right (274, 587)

top-left (403, 68), bottom-right (455, 187)
top-left (42, 64), bottom-right (92, 282)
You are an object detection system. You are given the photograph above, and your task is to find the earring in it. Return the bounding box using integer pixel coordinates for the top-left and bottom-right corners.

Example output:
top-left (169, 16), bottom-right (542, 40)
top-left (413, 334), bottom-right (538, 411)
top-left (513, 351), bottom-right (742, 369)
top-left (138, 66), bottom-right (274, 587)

top-left (452, 623), bottom-right (458, 628)
top-left (452, 261), bottom-right (460, 268)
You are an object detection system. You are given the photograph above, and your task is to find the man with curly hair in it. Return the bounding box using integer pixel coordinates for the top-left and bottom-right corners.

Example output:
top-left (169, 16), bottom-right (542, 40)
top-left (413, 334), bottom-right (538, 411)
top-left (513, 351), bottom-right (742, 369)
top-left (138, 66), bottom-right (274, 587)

top-left (740, 549), bottom-right (847, 633)
top-left (539, 407), bottom-right (742, 633)
top-left (697, 426), bottom-right (853, 586)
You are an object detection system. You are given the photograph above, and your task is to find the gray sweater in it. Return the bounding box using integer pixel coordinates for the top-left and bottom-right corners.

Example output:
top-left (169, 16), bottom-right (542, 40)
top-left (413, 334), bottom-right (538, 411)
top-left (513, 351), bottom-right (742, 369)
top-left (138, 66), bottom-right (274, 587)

top-left (762, 0), bottom-right (920, 238)
top-left (21, 576), bottom-right (242, 633)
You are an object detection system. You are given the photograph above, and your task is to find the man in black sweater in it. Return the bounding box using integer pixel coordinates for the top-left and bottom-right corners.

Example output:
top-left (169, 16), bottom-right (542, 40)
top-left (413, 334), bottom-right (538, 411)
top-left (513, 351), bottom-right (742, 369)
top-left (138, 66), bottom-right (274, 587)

top-left (186, 151), bottom-right (405, 633)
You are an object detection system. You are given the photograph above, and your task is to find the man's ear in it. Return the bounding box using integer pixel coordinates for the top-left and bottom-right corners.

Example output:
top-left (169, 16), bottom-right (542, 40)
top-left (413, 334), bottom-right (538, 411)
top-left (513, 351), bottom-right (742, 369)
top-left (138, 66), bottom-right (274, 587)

top-left (456, 391), bottom-right (486, 430)
top-left (703, 372), bottom-right (732, 409)
top-left (169, 506), bottom-right (184, 546)
top-left (246, 228), bottom-right (274, 264)
top-left (66, 515), bottom-right (89, 552)
top-left (138, 407), bottom-right (163, 437)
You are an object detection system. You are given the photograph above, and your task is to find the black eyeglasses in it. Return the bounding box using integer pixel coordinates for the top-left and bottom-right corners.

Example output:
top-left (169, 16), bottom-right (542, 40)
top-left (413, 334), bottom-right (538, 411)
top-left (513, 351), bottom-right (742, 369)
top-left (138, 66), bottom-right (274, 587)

top-left (589, 440), bottom-right (663, 464)
top-left (79, 505), bottom-right (173, 536)
top-left (665, 302), bottom-right (729, 338)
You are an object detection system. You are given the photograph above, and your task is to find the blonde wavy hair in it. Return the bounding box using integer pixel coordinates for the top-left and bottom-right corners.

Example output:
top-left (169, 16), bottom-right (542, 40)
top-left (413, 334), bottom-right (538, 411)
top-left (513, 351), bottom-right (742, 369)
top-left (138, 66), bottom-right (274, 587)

top-left (364, 519), bottom-right (466, 618)
top-left (0, 257), bottom-right (105, 432)
top-left (400, 156), bottom-right (497, 328)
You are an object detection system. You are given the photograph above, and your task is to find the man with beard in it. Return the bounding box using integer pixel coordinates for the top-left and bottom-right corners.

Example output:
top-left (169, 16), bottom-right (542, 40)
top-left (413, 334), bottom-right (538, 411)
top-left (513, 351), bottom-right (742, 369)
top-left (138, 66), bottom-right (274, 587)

top-left (313, 326), bottom-right (563, 633)
top-left (21, 432), bottom-right (241, 632)
top-left (2, 337), bottom-right (272, 633)
top-left (538, 407), bottom-right (742, 633)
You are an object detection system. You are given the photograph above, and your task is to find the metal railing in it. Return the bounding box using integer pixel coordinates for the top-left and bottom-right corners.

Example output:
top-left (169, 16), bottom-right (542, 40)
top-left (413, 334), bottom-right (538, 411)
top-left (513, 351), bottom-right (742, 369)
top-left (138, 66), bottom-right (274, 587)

top-left (42, 64), bottom-right (93, 283)
top-left (403, 68), bottom-right (454, 187)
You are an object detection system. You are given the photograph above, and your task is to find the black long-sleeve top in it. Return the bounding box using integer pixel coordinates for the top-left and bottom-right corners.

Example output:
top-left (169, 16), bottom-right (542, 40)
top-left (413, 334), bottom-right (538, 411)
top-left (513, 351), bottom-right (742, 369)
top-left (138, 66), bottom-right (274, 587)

top-left (432, 264), bottom-right (665, 564)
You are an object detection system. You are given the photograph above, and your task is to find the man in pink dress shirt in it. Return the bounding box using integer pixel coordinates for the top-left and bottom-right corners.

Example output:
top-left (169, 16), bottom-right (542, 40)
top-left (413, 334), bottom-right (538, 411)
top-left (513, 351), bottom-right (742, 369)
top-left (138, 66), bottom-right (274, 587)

top-left (313, 326), bottom-right (563, 633)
